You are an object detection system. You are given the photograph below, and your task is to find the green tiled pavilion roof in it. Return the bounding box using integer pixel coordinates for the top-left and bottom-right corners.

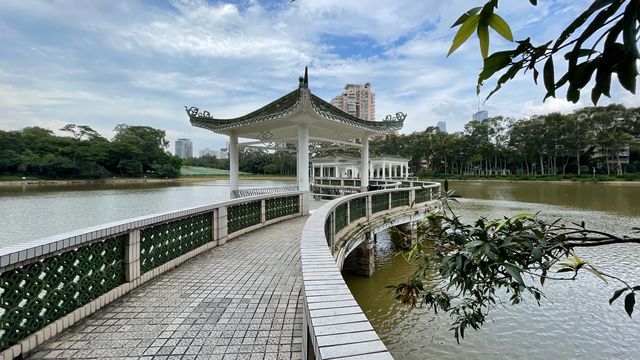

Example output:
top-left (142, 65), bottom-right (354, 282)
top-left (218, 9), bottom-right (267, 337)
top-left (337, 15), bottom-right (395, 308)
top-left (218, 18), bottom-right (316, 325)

top-left (186, 71), bottom-right (404, 134)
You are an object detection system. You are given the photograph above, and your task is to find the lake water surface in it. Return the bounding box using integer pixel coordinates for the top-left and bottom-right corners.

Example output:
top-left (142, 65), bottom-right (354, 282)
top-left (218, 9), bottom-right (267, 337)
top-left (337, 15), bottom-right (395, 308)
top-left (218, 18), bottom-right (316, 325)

top-left (344, 180), bottom-right (640, 360)
top-left (1, 179), bottom-right (639, 359)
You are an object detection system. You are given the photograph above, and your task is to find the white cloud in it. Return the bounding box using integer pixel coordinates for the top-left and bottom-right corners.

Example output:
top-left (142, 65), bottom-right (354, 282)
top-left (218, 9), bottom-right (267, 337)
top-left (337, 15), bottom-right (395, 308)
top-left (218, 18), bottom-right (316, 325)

top-left (0, 0), bottom-right (634, 154)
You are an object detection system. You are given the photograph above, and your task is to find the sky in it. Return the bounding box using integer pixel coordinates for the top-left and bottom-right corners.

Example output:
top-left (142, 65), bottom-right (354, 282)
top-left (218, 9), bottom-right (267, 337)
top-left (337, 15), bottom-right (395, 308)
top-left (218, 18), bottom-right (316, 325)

top-left (0, 0), bottom-right (638, 154)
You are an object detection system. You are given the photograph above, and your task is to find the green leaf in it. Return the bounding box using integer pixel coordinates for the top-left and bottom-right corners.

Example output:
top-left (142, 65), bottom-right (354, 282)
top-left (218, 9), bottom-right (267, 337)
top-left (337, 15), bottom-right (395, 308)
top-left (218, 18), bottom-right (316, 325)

top-left (543, 56), bottom-right (555, 98)
top-left (485, 61), bottom-right (522, 101)
top-left (617, 54), bottom-right (638, 93)
top-left (557, 268), bottom-right (575, 273)
top-left (488, 14), bottom-right (513, 41)
top-left (609, 287), bottom-right (628, 305)
top-left (554, 0), bottom-right (617, 51)
top-left (529, 0), bottom-right (538, 5)
top-left (532, 247), bottom-right (542, 261)
top-left (448, 15), bottom-right (480, 57)
top-left (465, 240), bottom-right (485, 249)
top-left (624, 292), bottom-right (635, 318)
top-left (622, 0), bottom-right (640, 58)
top-left (478, 51), bottom-right (513, 82)
top-left (504, 263), bottom-right (525, 285)
top-left (567, 84), bottom-right (580, 103)
top-left (451, 7), bottom-right (482, 28)
top-left (477, 24), bottom-right (490, 58)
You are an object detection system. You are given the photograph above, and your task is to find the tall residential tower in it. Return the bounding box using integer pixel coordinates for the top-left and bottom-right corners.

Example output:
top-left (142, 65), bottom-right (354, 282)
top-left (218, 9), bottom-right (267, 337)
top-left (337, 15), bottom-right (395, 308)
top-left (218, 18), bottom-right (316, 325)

top-left (330, 83), bottom-right (376, 121)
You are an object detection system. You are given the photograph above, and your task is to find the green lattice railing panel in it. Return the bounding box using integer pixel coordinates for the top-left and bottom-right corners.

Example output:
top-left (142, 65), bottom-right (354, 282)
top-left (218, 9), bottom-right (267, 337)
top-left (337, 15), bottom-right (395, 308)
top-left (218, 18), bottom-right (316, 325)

top-left (401, 181), bottom-right (412, 188)
top-left (415, 189), bottom-right (430, 203)
top-left (391, 191), bottom-right (410, 208)
top-left (349, 198), bottom-right (366, 222)
top-left (228, 201), bottom-right (261, 234)
top-left (343, 180), bottom-right (355, 187)
top-left (330, 179), bottom-right (341, 186)
top-left (265, 196), bottom-right (299, 221)
top-left (334, 204), bottom-right (348, 233)
top-left (140, 213), bottom-right (213, 274)
top-left (0, 235), bottom-right (126, 351)
top-left (372, 194), bottom-right (389, 213)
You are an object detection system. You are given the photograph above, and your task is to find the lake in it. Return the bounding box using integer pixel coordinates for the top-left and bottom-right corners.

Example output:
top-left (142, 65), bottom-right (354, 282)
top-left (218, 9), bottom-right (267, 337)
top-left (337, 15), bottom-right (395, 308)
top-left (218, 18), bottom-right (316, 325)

top-left (1, 179), bottom-right (639, 359)
top-left (344, 180), bottom-right (640, 360)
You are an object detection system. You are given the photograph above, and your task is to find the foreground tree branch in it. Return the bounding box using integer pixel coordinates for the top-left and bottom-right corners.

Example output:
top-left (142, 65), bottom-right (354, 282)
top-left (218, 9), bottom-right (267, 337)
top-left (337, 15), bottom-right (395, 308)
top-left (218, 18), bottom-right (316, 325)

top-left (390, 182), bottom-right (640, 342)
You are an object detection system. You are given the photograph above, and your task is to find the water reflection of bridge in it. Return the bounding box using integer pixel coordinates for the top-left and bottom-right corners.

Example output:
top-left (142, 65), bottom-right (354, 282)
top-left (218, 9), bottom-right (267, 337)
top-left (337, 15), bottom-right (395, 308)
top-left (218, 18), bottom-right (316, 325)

top-left (1, 181), bottom-right (439, 360)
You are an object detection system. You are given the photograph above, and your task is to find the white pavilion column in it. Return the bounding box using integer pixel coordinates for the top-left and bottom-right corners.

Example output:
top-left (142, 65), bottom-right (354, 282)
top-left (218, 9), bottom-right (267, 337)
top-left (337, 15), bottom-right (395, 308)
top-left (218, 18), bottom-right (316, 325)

top-left (297, 124), bottom-right (310, 191)
top-left (382, 160), bottom-right (386, 180)
top-left (320, 165), bottom-right (324, 178)
top-left (361, 135), bottom-right (369, 191)
top-left (229, 131), bottom-right (239, 198)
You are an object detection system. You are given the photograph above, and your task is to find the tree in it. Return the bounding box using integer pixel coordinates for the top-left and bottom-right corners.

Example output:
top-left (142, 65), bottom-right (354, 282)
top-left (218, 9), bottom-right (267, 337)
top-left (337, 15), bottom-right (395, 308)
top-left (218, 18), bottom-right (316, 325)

top-left (449, 0), bottom-right (639, 104)
top-left (392, 184), bottom-right (640, 342)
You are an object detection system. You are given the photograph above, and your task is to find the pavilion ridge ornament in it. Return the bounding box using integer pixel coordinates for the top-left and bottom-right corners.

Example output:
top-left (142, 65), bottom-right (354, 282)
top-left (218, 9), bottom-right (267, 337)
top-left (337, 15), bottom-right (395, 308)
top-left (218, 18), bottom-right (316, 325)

top-left (186, 106), bottom-right (211, 118)
top-left (0, 235), bottom-right (126, 351)
top-left (139, 213), bottom-right (213, 274)
top-left (384, 112), bottom-right (407, 122)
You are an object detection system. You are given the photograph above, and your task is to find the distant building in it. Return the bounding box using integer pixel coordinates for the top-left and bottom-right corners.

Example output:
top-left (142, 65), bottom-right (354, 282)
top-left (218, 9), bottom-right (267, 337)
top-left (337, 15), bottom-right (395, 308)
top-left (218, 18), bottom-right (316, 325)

top-left (473, 110), bottom-right (488, 122)
top-left (199, 147), bottom-right (228, 160)
top-left (437, 121), bottom-right (447, 133)
top-left (330, 83), bottom-right (376, 121)
top-left (175, 138), bottom-right (193, 159)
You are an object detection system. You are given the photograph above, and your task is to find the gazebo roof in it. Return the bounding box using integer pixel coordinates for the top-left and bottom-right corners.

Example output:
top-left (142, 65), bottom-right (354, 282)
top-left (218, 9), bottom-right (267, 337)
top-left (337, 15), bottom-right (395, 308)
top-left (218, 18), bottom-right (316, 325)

top-left (186, 68), bottom-right (405, 143)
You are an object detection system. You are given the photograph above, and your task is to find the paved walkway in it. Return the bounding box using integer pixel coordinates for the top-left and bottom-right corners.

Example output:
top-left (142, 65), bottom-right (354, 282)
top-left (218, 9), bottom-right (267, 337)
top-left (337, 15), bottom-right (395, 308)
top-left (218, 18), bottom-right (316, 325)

top-left (29, 211), bottom-right (316, 360)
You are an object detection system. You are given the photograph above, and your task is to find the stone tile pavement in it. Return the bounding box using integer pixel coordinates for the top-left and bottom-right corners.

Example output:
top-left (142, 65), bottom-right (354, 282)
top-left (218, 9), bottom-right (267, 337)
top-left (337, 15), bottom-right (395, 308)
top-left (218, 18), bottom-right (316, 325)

top-left (29, 208), bottom-right (322, 360)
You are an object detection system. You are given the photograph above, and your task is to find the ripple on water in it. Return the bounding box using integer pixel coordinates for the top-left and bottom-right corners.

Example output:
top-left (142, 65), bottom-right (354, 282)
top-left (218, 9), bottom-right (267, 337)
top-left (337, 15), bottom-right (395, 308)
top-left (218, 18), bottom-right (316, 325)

top-left (344, 198), bottom-right (640, 360)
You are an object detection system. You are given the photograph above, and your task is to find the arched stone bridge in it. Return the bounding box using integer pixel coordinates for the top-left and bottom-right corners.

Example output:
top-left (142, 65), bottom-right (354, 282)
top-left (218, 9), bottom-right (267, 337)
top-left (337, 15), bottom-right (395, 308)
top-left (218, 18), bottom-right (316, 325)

top-left (0, 182), bottom-right (439, 360)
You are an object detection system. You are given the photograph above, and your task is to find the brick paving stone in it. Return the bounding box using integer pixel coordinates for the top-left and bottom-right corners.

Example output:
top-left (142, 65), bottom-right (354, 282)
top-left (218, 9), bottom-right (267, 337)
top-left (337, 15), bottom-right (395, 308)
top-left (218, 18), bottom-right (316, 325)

top-left (28, 202), bottom-right (324, 359)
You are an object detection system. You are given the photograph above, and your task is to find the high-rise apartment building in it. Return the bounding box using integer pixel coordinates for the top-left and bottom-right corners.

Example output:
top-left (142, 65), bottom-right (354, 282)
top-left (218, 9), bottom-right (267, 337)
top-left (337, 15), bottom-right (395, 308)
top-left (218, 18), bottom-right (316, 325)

top-left (330, 83), bottom-right (376, 121)
top-left (437, 121), bottom-right (447, 133)
top-left (175, 138), bottom-right (193, 159)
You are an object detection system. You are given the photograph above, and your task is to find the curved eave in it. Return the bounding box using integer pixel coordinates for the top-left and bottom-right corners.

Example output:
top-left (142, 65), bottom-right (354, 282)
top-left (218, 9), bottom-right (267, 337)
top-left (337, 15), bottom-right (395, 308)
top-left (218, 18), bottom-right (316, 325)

top-left (309, 94), bottom-right (403, 134)
top-left (187, 89), bottom-right (302, 132)
top-left (186, 88), bottom-right (404, 135)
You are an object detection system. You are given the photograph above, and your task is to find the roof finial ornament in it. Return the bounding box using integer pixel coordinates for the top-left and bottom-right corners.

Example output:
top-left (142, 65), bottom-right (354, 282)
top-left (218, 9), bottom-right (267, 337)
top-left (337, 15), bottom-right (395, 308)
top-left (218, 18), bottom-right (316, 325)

top-left (303, 66), bottom-right (308, 87)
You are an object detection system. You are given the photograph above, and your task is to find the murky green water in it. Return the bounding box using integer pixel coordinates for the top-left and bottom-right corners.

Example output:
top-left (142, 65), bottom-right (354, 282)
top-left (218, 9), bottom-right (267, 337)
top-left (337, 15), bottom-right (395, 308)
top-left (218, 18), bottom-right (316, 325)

top-left (0, 179), bottom-right (294, 247)
top-left (345, 181), bottom-right (640, 360)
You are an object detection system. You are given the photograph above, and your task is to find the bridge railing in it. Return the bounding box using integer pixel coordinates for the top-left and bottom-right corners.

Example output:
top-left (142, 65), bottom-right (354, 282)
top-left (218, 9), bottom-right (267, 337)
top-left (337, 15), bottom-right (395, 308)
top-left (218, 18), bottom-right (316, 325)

top-left (0, 191), bottom-right (305, 359)
top-left (300, 182), bottom-right (440, 360)
top-left (232, 186), bottom-right (298, 198)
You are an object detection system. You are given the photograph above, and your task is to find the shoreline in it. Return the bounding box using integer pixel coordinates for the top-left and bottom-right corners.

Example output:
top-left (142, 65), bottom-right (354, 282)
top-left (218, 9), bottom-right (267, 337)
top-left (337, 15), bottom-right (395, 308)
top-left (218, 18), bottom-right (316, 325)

top-left (0, 175), bottom-right (296, 187)
top-left (436, 178), bottom-right (640, 186)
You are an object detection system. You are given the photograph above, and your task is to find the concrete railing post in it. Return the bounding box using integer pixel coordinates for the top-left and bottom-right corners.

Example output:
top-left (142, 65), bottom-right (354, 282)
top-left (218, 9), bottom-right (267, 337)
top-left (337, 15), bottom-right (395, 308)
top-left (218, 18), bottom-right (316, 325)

top-left (409, 189), bottom-right (415, 206)
top-left (366, 195), bottom-right (372, 220)
top-left (217, 207), bottom-right (228, 245)
top-left (125, 229), bottom-right (140, 282)
top-left (260, 199), bottom-right (266, 224)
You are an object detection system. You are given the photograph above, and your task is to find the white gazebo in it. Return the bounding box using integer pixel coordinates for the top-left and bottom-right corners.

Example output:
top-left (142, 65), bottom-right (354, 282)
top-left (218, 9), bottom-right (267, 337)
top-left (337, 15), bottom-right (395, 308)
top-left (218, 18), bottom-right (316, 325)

top-left (186, 68), bottom-right (405, 197)
top-left (370, 155), bottom-right (411, 179)
top-left (311, 155), bottom-right (411, 181)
